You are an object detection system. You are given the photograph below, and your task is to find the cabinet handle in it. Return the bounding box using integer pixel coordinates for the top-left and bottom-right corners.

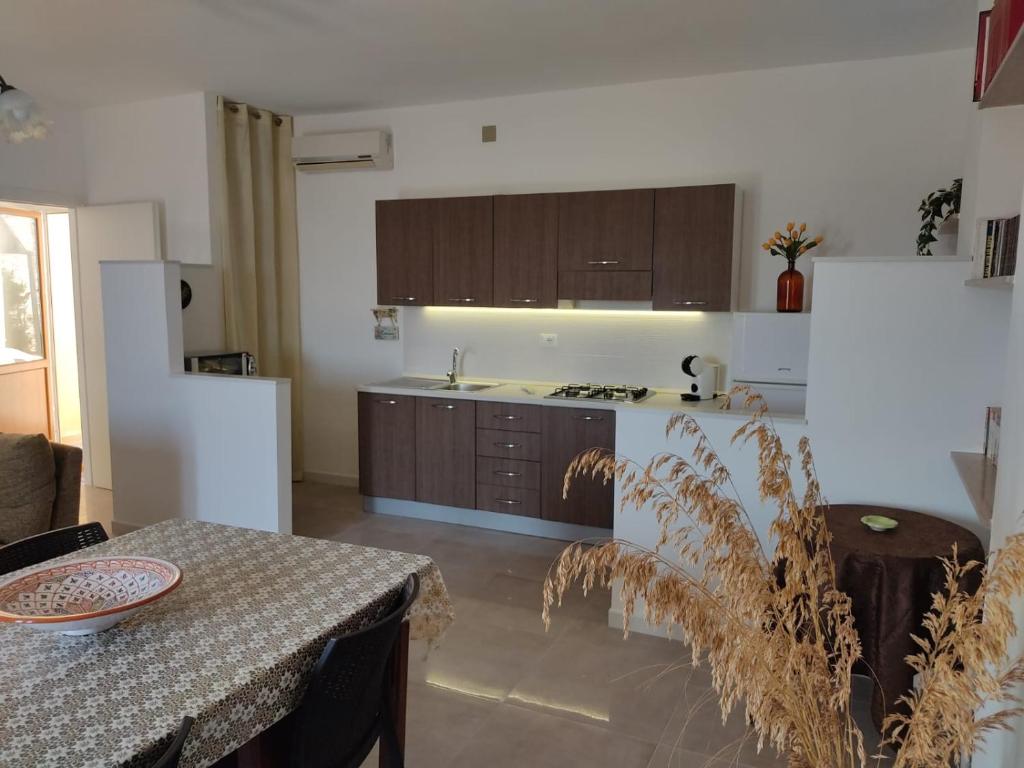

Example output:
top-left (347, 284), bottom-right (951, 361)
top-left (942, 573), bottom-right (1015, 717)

top-left (494, 470), bottom-right (523, 477)
top-left (495, 442), bottom-right (521, 449)
top-left (390, 296), bottom-right (416, 302)
top-left (376, 399), bottom-right (399, 405)
top-left (494, 414), bottom-right (522, 421)
top-left (672, 300), bottom-right (707, 306)
top-left (777, 367), bottom-right (792, 372)
top-left (587, 260), bottom-right (620, 266)
top-left (446, 297), bottom-right (477, 303)
top-left (509, 298), bottom-right (538, 304)
top-left (433, 403), bottom-right (457, 410)
top-left (494, 498), bottom-right (522, 505)
top-left (574, 415), bottom-right (604, 421)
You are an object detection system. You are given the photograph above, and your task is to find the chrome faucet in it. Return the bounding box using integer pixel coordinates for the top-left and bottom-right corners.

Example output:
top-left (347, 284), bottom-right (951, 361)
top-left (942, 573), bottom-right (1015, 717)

top-left (447, 347), bottom-right (460, 384)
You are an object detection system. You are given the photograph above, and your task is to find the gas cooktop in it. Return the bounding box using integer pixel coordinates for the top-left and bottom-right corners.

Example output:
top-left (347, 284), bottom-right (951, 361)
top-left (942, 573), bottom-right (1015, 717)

top-left (545, 384), bottom-right (653, 403)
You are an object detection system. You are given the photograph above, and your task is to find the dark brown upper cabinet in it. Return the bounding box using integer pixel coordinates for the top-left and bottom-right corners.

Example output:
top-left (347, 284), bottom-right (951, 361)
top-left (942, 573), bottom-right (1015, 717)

top-left (557, 189), bottom-right (654, 272)
top-left (434, 195), bottom-right (493, 307)
top-left (375, 199), bottom-right (435, 306)
top-left (653, 184), bottom-right (737, 312)
top-left (357, 392), bottom-right (417, 500)
top-left (493, 193), bottom-right (559, 308)
top-left (541, 406), bottom-right (615, 529)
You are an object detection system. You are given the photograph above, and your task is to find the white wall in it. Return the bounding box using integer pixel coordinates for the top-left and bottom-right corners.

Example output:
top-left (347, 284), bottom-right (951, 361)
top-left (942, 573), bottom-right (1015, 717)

top-left (0, 108), bottom-right (86, 206)
top-left (101, 260), bottom-right (291, 533)
top-left (806, 258), bottom-right (1010, 540)
top-left (295, 49), bottom-right (974, 482)
top-left (82, 92), bottom-right (218, 264)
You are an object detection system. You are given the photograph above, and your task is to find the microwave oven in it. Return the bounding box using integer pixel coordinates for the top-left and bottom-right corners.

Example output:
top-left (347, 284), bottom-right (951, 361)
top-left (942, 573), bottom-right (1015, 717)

top-left (184, 352), bottom-right (257, 377)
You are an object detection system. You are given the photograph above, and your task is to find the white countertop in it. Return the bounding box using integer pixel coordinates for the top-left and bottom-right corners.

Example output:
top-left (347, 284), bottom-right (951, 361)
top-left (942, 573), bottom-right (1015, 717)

top-left (359, 375), bottom-right (807, 424)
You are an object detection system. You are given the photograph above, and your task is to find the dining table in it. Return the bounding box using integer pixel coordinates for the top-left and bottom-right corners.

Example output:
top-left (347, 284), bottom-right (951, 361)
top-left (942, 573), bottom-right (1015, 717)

top-left (0, 519), bottom-right (454, 768)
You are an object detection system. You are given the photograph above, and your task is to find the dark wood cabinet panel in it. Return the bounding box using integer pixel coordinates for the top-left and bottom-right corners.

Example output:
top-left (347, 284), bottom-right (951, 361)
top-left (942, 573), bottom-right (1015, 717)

top-left (653, 185), bottom-right (736, 311)
top-left (475, 428), bottom-right (542, 462)
top-left (476, 484), bottom-right (541, 518)
top-left (375, 199), bottom-right (435, 306)
top-left (415, 397), bottom-right (476, 508)
top-left (476, 456), bottom-right (541, 490)
top-left (475, 401), bottom-right (542, 433)
top-left (557, 270), bottom-right (652, 301)
top-left (558, 189), bottom-right (654, 272)
top-left (357, 393), bottom-right (416, 500)
top-left (493, 194), bottom-right (559, 308)
top-left (434, 196), bottom-right (493, 306)
top-left (541, 406), bottom-right (615, 528)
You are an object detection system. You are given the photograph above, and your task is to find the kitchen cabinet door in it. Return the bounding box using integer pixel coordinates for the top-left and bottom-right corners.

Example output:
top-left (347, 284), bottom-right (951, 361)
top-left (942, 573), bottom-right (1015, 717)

top-left (541, 406), bottom-right (615, 528)
top-left (493, 193), bottom-right (559, 308)
top-left (652, 185), bottom-right (736, 311)
top-left (558, 189), bottom-right (654, 272)
top-left (357, 392), bottom-right (417, 500)
top-left (415, 397), bottom-right (476, 508)
top-left (375, 199), bottom-right (435, 306)
top-left (434, 195), bottom-right (493, 307)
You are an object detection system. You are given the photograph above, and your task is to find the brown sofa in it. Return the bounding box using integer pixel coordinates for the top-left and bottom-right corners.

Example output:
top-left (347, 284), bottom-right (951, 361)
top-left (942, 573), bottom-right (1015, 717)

top-left (0, 434), bottom-right (82, 545)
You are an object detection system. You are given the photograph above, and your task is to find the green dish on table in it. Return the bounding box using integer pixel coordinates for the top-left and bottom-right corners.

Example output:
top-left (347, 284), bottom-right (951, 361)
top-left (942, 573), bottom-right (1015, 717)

top-left (861, 515), bottom-right (899, 532)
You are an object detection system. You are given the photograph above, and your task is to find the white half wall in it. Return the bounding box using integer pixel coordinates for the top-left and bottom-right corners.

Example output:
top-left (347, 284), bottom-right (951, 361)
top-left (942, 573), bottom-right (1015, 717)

top-left (82, 92), bottom-right (219, 264)
top-left (101, 260), bottom-right (291, 533)
top-left (295, 48), bottom-right (974, 483)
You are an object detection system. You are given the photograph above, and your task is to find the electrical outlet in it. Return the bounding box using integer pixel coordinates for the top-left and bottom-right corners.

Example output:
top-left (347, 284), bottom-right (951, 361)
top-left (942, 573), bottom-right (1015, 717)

top-left (539, 333), bottom-right (558, 348)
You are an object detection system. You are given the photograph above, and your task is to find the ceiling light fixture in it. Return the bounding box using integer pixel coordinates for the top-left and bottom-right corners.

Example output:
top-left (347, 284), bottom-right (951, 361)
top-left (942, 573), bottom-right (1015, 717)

top-left (0, 75), bottom-right (49, 143)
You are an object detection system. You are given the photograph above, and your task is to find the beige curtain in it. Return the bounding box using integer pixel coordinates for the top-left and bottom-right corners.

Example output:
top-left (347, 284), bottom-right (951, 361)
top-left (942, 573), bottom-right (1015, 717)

top-left (216, 96), bottom-right (304, 480)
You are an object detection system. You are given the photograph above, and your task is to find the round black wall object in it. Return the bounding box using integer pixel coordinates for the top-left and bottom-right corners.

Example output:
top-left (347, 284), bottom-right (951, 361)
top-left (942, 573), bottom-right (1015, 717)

top-left (180, 279), bottom-right (193, 309)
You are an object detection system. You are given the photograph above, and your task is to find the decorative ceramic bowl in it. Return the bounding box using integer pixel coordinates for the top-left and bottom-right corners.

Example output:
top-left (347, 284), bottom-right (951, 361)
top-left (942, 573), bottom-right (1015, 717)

top-left (0, 557), bottom-right (181, 635)
top-left (861, 515), bottom-right (899, 533)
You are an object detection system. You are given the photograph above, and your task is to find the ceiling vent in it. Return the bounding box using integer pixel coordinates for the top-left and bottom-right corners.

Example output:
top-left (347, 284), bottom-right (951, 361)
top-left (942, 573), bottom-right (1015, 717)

top-left (292, 130), bottom-right (393, 172)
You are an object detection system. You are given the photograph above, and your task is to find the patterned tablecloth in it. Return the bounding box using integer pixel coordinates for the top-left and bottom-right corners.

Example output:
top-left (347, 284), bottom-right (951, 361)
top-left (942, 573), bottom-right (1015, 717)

top-left (0, 520), bottom-right (454, 768)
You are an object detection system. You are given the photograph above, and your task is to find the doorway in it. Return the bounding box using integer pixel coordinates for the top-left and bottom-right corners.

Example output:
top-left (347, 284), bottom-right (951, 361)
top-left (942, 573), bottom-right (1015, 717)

top-left (0, 203), bottom-right (82, 450)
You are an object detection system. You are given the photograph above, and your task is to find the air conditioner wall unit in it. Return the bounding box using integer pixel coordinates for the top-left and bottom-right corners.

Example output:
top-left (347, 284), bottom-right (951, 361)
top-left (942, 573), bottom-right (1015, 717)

top-left (292, 130), bottom-right (393, 172)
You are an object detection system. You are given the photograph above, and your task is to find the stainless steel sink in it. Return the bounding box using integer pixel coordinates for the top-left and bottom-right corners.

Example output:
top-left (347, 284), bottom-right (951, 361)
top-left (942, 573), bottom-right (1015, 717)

top-left (430, 382), bottom-right (498, 392)
top-left (374, 377), bottom-right (498, 392)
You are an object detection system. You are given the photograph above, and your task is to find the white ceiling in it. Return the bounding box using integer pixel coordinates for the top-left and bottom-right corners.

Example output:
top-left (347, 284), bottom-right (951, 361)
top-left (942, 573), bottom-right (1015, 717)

top-left (2, 0), bottom-right (975, 115)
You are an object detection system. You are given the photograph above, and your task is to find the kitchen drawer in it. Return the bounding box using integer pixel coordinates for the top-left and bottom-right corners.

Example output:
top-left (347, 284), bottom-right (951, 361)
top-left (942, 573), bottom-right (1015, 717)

top-left (476, 484), bottom-right (540, 518)
top-left (476, 456), bottom-right (540, 490)
top-left (475, 428), bottom-right (542, 461)
top-left (476, 401), bottom-right (542, 433)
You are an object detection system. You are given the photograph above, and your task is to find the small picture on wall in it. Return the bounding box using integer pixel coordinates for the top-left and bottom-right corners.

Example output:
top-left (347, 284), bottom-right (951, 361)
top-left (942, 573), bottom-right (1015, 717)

top-left (373, 307), bottom-right (399, 341)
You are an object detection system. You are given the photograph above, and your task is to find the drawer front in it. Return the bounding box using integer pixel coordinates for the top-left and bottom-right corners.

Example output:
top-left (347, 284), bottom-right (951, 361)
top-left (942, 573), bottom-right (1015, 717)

top-left (476, 456), bottom-right (541, 490)
top-left (476, 401), bottom-right (542, 433)
top-left (476, 484), bottom-right (540, 518)
top-left (475, 428), bottom-right (542, 461)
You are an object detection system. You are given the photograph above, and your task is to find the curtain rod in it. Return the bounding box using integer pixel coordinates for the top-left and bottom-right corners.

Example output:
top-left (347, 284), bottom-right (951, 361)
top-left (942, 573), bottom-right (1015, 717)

top-left (224, 100), bottom-right (286, 126)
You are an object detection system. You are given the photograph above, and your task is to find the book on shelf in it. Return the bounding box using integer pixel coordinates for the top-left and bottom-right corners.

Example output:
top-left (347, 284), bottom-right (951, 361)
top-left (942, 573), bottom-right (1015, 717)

top-left (975, 215), bottom-right (1020, 279)
top-left (985, 406), bottom-right (1002, 466)
top-left (977, 0), bottom-right (1024, 99)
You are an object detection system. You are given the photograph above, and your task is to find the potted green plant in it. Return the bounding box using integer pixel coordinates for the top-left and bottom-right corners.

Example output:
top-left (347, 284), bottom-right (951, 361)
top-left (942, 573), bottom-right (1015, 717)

top-left (917, 178), bottom-right (961, 256)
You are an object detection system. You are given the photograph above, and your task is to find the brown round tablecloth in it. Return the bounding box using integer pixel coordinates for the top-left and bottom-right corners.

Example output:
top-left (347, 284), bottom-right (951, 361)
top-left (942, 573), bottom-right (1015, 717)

top-left (824, 505), bottom-right (985, 733)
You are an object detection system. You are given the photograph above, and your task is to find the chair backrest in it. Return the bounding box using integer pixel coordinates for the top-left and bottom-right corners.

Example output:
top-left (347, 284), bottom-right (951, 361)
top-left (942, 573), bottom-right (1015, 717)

top-left (0, 522), bottom-right (109, 576)
top-left (289, 574), bottom-right (420, 768)
top-left (151, 716), bottom-right (194, 768)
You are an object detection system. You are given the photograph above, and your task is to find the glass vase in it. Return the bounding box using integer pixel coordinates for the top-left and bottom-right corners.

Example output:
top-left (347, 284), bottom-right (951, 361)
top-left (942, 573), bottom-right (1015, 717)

top-left (777, 259), bottom-right (804, 313)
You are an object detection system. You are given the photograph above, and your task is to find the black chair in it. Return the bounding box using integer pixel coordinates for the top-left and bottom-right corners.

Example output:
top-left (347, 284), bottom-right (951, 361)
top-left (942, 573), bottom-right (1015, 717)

top-left (0, 522), bottom-right (109, 576)
top-left (287, 574), bottom-right (420, 768)
top-left (152, 716), bottom-right (194, 768)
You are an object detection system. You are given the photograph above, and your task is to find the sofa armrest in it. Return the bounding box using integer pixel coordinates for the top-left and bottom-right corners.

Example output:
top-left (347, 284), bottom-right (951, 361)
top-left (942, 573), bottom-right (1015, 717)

top-left (50, 443), bottom-right (83, 530)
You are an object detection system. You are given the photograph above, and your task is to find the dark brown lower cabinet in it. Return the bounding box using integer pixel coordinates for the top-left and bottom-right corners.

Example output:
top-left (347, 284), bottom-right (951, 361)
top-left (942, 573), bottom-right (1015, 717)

top-left (415, 397), bottom-right (476, 508)
top-left (358, 393), bottom-right (417, 500)
top-left (541, 406), bottom-right (615, 528)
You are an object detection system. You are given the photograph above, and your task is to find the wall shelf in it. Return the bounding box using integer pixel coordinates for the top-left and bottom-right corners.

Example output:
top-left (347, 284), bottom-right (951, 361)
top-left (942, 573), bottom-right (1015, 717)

top-left (950, 451), bottom-right (997, 527)
top-left (965, 275), bottom-right (1015, 288)
top-left (981, 22), bottom-right (1024, 109)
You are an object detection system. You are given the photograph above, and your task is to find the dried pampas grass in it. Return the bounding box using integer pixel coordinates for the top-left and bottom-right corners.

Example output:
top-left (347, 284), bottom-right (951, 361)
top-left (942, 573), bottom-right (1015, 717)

top-left (543, 386), bottom-right (1024, 767)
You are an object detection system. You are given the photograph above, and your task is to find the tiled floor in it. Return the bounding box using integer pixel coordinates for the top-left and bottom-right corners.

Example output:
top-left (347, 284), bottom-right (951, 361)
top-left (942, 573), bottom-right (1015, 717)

top-left (85, 480), bottom-right (881, 767)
